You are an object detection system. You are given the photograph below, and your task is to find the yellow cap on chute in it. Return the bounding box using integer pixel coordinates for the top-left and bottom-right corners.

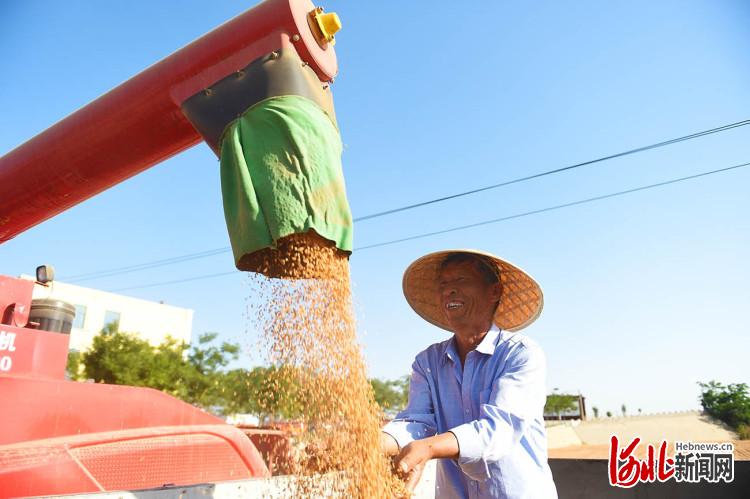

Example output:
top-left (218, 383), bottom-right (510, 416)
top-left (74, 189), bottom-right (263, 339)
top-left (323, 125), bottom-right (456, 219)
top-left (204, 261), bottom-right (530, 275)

top-left (309, 7), bottom-right (341, 46)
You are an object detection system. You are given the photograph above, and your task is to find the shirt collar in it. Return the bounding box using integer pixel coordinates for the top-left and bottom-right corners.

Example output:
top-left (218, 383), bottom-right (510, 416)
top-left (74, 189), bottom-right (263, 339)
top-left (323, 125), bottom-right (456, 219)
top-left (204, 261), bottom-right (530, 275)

top-left (475, 324), bottom-right (502, 355)
top-left (443, 324), bottom-right (502, 362)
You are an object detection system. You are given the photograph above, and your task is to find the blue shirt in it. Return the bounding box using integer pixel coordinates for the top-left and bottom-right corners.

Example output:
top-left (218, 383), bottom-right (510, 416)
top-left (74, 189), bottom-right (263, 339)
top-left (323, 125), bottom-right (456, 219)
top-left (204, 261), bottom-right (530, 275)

top-left (383, 325), bottom-right (557, 499)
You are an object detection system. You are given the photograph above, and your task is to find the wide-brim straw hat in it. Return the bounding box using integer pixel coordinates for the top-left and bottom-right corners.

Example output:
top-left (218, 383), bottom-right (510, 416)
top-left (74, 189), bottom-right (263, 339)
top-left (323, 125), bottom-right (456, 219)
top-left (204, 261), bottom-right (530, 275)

top-left (402, 249), bottom-right (544, 332)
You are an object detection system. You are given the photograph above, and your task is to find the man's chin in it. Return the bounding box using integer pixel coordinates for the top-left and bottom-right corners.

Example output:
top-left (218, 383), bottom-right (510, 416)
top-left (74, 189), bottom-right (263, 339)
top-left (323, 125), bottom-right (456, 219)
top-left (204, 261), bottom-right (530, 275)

top-left (444, 315), bottom-right (467, 330)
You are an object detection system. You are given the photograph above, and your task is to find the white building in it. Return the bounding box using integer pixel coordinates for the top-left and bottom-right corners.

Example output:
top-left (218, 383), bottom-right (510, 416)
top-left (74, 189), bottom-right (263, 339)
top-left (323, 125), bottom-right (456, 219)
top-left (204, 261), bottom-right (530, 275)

top-left (22, 275), bottom-right (193, 352)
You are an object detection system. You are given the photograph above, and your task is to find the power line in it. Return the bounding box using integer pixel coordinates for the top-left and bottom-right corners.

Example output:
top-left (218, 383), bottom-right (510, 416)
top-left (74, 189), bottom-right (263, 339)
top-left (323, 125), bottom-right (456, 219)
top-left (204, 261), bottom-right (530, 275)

top-left (355, 161), bottom-right (750, 250)
top-left (58, 118), bottom-right (750, 282)
top-left (112, 271), bottom-right (235, 292)
top-left (65, 247), bottom-right (229, 282)
top-left (353, 118), bottom-right (750, 222)
top-left (109, 160), bottom-right (750, 291)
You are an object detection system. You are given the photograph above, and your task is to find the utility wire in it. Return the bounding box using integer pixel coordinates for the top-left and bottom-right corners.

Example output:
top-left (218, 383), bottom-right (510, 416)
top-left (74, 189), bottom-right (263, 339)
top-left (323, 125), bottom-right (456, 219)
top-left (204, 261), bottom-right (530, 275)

top-left (112, 271), bottom-right (235, 292)
top-left (109, 160), bottom-right (750, 292)
top-left (59, 118), bottom-right (750, 282)
top-left (353, 118), bottom-right (750, 222)
top-left (64, 247), bottom-right (230, 282)
top-left (355, 161), bottom-right (750, 250)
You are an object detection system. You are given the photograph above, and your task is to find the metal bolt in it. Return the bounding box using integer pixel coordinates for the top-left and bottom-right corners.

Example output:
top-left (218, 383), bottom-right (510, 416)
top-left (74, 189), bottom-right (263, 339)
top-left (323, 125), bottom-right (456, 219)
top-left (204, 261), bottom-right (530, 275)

top-left (269, 51), bottom-right (279, 60)
top-left (236, 70), bottom-right (245, 78)
top-left (292, 34), bottom-right (300, 42)
top-left (301, 61), bottom-right (309, 67)
top-left (204, 88), bottom-right (213, 96)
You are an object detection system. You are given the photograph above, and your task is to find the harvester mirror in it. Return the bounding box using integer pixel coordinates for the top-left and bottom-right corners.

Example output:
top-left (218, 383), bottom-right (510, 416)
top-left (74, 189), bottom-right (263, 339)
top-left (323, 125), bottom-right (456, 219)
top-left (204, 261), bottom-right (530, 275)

top-left (35, 264), bottom-right (55, 285)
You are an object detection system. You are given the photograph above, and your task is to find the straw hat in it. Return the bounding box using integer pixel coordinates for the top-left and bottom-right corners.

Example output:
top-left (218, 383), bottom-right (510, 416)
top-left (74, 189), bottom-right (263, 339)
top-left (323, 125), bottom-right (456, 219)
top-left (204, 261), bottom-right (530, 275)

top-left (402, 249), bottom-right (544, 332)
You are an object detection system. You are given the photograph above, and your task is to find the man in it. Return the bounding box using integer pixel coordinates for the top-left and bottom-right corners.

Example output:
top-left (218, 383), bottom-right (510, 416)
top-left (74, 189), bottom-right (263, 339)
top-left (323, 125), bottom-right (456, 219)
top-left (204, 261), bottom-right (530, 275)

top-left (381, 250), bottom-right (557, 498)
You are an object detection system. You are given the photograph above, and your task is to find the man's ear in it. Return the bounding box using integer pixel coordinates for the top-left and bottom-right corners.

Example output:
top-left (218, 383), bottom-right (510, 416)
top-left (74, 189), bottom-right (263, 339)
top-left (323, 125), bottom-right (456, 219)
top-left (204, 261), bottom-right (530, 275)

top-left (490, 281), bottom-right (503, 302)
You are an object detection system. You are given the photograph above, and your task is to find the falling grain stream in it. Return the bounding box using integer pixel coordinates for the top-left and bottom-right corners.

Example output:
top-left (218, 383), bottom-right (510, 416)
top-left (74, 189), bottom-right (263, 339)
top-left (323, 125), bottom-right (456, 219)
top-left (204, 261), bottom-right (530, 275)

top-left (245, 232), bottom-right (408, 497)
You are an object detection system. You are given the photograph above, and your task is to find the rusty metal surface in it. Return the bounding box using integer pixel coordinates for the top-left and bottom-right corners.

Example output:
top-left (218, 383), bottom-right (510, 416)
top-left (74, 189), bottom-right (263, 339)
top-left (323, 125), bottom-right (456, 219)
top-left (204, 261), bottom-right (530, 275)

top-left (181, 47), bottom-right (337, 155)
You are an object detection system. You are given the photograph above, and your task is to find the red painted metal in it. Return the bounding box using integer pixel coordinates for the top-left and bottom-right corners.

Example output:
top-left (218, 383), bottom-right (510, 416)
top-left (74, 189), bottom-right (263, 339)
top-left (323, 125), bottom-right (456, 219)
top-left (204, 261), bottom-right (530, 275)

top-left (241, 426), bottom-right (294, 475)
top-left (0, 275), bottom-right (70, 379)
top-left (0, 375), bottom-right (269, 497)
top-left (0, 325), bottom-right (69, 379)
top-left (0, 375), bottom-right (226, 445)
top-left (0, 425), bottom-right (268, 498)
top-left (0, 0), bottom-right (337, 244)
top-left (0, 274), bottom-right (270, 496)
top-left (0, 275), bottom-right (34, 327)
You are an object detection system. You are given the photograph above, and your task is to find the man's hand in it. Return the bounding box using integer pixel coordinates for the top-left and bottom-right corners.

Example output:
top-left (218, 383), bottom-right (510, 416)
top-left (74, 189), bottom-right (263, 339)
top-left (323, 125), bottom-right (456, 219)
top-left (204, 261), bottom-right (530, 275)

top-left (395, 439), bottom-right (433, 492)
top-left (380, 432), bottom-right (400, 456)
top-left (394, 432), bottom-right (460, 492)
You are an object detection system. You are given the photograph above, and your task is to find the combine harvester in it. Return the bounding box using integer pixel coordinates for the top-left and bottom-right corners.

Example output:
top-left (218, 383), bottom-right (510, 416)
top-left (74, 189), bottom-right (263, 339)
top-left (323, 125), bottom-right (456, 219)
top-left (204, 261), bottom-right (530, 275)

top-left (0, 0), bottom-right (345, 496)
top-left (8, 2), bottom-right (748, 497)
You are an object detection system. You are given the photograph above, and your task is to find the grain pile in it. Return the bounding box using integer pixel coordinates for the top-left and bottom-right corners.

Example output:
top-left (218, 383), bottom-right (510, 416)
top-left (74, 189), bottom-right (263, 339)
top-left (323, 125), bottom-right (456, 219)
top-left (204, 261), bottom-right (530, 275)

top-left (246, 231), bottom-right (406, 497)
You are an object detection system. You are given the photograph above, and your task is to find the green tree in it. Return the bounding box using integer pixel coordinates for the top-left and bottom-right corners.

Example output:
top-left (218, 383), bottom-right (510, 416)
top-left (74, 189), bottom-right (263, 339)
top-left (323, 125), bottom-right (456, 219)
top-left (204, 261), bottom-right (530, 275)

top-left (101, 320), bottom-right (119, 335)
top-left (370, 375), bottom-right (409, 411)
top-left (67, 329), bottom-right (419, 423)
top-left (221, 365), bottom-right (304, 422)
top-left (545, 394), bottom-right (578, 420)
top-left (66, 349), bottom-right (83, 380)
top-left (81, 330), bottom-right (171, 387)
top-left (71, 329), bottom-right (242, 412)
top-left (258, 365), bottom-right (306, 422)
top-left (222, 367), bottom-right (262, 417)
top-left (183, 332), bottom-right (240, 409)
top-left (698, 381), bottom-right (750, 438)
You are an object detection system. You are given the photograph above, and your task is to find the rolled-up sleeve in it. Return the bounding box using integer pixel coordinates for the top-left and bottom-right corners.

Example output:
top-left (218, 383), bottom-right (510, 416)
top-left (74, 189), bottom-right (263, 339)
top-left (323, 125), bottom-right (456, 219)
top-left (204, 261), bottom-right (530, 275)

top-left (449, 344), bottom-right (547, 481)
top-left (382, 356), bottom-right (437, 449)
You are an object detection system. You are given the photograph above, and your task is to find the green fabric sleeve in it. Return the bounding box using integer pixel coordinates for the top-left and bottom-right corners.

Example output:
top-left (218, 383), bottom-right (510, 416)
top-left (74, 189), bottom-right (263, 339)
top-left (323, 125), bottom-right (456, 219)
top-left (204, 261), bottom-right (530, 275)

top-left (219, 95), bottom-right (353, 268)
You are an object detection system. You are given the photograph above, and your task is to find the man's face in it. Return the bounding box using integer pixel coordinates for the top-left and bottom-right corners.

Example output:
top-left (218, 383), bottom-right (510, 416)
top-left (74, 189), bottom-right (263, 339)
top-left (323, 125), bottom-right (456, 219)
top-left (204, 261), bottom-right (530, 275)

top-left (438, 260), bottom-right (502, 332)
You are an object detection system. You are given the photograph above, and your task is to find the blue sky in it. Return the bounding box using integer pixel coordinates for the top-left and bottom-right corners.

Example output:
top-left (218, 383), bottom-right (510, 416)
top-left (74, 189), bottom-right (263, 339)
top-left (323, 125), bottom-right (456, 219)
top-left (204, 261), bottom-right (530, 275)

top-left (1, 1), bottom-right (749, 416)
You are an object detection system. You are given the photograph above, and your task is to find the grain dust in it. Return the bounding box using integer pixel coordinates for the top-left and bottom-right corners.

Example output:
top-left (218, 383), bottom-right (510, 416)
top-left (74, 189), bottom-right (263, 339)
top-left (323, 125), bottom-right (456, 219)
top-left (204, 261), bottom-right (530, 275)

top-left (246, 231), bottom-right (407, 497)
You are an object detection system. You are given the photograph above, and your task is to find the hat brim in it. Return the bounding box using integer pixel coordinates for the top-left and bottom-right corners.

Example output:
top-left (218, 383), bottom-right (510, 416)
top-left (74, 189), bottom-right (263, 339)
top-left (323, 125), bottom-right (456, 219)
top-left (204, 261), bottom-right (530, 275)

top-left (402, 249), bottom-right (544, 332)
